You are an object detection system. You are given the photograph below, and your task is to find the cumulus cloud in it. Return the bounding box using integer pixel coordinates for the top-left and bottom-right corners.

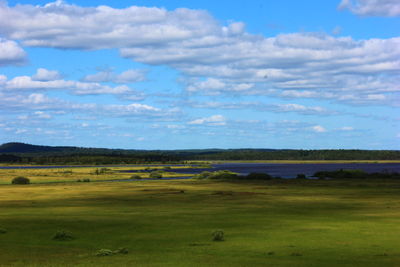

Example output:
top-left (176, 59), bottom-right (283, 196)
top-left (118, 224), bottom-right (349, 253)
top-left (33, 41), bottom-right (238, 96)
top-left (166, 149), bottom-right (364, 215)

top-left (188, 115), bottom-right (226, 126)
top-left (0, 38), bottom-right (26, 66)
top-left (3, 74), bottom-right (135, 95)
top-left (338, 0), bottom-right (400, 17)
top-left (32, 68), bottom-right (62, 81)
top-left (189, 101), bottom-right (334, 116)
top-left (187, 78), bottom-right (253, 94)
top-left (0, 2), bottom-right (399, 105)
top-left (0, 1), bottom-right (221, 49)
top-left (0, 89), bottom-right (172, 121)
top-left (83, 69), bottom-right (147, 83)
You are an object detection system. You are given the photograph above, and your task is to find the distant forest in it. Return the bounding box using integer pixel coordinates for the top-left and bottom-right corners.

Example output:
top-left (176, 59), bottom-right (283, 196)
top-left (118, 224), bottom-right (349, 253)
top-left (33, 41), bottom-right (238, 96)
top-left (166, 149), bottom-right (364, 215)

top-left (0, 142), bottom-right (399, 165)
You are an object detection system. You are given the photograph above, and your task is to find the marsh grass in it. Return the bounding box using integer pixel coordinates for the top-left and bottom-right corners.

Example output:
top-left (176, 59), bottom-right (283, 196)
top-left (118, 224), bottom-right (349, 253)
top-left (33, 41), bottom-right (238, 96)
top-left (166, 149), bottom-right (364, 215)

top-left (0, 166), bottom-right (191, 184)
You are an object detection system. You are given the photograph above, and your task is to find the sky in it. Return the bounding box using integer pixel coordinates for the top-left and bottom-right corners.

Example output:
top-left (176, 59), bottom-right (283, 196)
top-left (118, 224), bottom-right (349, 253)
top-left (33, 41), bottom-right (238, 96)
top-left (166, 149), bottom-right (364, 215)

top-left (0, 0), bottom-right (399, 150)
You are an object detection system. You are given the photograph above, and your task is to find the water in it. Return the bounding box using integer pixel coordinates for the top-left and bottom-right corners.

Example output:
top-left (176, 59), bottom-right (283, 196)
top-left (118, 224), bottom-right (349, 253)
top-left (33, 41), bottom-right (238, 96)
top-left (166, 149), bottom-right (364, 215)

top-left (2, 163), bottom-right (400, 179)
top-left (123, 163), bottom-right (400, 178)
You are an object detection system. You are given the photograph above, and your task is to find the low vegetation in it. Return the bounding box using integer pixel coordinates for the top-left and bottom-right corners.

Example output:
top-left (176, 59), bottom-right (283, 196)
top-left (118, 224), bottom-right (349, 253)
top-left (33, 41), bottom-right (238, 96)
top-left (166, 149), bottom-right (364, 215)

top-left (1, 177), bottom-right (400, 266)
top-left (313, 169), bottom-right (400, 179)
top-left (11, 176), bottom-right (30, 184)
top-left (53, 230), bottom-right (74, 241)
top-left (212, 230), bottom-right (225, 241)
top-left (149, 171), bottom-right (163, 179)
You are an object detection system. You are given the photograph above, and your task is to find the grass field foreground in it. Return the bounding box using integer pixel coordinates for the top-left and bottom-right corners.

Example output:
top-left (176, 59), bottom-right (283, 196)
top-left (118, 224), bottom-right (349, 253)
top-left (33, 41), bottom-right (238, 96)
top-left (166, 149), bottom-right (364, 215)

top-left (0, 178), bottom-right (400, 266)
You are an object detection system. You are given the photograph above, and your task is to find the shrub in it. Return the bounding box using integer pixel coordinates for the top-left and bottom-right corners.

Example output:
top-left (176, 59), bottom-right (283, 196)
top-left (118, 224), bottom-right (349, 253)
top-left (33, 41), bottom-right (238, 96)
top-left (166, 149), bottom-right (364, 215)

top-left (114, 247), bottom-right (129, 254)
top-left (95, 249), bottom-right (114, 256)
top-left (53, 230), bottom-right (73, 241)
top-left (130, 174), bottom-right (142, 179)
top-left (194, 171), bottom-right (212, 179)
top-left (313, 169), bottom-right (368, 179)
top-left (11, 176), bottom-right (30, 185)
top-left (0, 228), bottom-right (7, 234)
top-left (296, 174), bottom-right (306, 179)
top-left (149, 171), bottom-right (163, 179)
top-left (246, 172), bottom-right (273, 180)
top-left (94, 168), bottom-right (111, 175)
top-left (212, 230), bottom-right (225, 241)
top-left (95, 248), bottom-right (128, 256)
top-left (209, 170), bottom-right (238, 180)
top-left (82, 178), bottom-right (90, 182)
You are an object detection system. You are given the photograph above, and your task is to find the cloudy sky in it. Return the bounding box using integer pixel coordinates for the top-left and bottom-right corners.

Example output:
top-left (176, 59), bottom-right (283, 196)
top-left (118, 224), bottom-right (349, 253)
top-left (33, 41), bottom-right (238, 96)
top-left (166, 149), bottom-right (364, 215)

top-left (0, 0), bottom-right (399, 149)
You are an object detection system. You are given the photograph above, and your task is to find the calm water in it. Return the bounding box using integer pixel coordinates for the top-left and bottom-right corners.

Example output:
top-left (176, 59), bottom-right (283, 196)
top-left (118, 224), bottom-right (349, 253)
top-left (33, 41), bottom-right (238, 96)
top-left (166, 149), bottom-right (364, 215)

top-left (1, 163), bottom-right (399, 178)
top-left (125, 163), bottom-right (400, 178)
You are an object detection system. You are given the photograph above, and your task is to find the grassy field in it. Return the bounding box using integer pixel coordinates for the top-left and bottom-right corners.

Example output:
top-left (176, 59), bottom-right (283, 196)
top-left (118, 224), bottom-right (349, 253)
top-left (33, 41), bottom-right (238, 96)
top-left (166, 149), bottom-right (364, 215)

top-left (0, 166), bottom-right (192, 184)
top-left (1, 172), bottom-right (400, 266)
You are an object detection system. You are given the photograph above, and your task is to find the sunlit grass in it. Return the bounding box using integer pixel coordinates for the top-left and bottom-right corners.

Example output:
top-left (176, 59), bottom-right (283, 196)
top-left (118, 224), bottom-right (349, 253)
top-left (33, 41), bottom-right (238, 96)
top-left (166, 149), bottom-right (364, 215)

top-left (0, 177), bottom-right (400, 266)
top-left (0, 166), bottom-right (192, 184)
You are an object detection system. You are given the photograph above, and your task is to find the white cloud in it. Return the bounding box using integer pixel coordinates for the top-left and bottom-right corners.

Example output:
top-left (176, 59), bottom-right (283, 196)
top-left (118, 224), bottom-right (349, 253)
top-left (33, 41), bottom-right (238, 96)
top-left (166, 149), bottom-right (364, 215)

top-left (82, 71), bottom-right (113, 83)
top-left (311, 125), bottom-right (327, 133)
top-left (32, 68), bottom-right (62, 81)
top-left (340, 126), bottom-right (354, 131)
top-left (115, 70), bottom-right (146, 83)
top-left (187, 78), bottom-right (253, 94)
top-left (0, 38), bottom-right (26, 66)
top-left (34, 111), bottom-right (52, 119)
top-left (82, 69), bottom-right (147, 83)
top-left (26, 93), bottom-right (52, 104)
top-left (273, 104), bottom-right (329, 115)
top-left (338, 0), bottom-right (400, 17)
top-left (189, 101), bottom-right (333, 116)
top-left (188, 115), bottom-right (226, 126)
top-left (0, 2), bottom-right (220, 49)
top-left (3, 75), bottom-right (133, 95)
top-left (0, 2), bottom-right (399, 105)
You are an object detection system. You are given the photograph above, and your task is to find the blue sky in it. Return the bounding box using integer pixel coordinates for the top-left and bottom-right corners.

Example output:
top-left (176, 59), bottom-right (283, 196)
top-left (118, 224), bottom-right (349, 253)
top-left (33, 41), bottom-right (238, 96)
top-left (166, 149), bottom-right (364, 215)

top-left (0, 0), bottom-right (399, 149)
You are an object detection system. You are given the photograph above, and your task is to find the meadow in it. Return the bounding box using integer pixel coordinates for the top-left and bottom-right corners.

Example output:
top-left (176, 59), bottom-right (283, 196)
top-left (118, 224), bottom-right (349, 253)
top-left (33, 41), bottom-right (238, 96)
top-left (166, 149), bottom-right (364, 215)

top-left (0, 166), bottom-right (192, 184)
top-left (1, 168), bottom-right (400, 266)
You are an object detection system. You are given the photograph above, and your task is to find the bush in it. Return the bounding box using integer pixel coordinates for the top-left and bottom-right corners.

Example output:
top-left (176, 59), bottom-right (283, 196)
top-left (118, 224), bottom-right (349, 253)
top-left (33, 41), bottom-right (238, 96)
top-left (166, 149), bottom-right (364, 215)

top-left (11, 176), bottom-right (30, 185)
top-left (0, 228), bottom-right (7, 234)
top-left (212, 230), bottom-right (224, 241)
top-left (149, 171), bottom-right (163, 179)
top-left (209, 170), bottom-right (238, 180)
top-left (83, 178), bottom-right (90, 182)
top-left (246, 172), bottom-right (272, 180)
top-left (296, 174), bottom-right (306, 179)
top-left (114, 247), bottom-right (129, 254)
top-left (95, 248), bottom-right (128, 256)
top-left (95, 249), bottom-right (114, 256)
top-left (313, 169), bottom-right (368, 179)
top-left (194, 171), bottom-right (212, 179)
top-left (94, 168), bottom-right (111, 175)
top-left (130, 174), bottom-right (142, 179)
top-left (53, 230), bottom-right (73, 241)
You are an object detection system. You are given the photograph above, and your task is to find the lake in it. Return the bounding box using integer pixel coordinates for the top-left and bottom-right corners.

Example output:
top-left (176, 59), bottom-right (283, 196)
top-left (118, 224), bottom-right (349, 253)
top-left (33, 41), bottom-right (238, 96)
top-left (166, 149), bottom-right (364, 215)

top-left (125, 162), bottom-right (400, 178)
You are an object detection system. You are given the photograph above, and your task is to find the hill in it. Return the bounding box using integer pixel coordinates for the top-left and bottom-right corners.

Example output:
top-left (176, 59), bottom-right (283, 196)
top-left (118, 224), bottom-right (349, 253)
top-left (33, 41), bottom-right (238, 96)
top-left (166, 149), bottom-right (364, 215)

top-left (0, 142), bottom-right (399, 164)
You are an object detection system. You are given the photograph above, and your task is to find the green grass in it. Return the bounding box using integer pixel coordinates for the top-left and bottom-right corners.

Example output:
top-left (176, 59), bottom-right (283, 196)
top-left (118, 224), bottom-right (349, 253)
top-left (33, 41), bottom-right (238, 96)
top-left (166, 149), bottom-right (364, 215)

top-left (0, 166), bottom-right (191, 184)
top-left (1, 178), bottom-right (400, 266)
